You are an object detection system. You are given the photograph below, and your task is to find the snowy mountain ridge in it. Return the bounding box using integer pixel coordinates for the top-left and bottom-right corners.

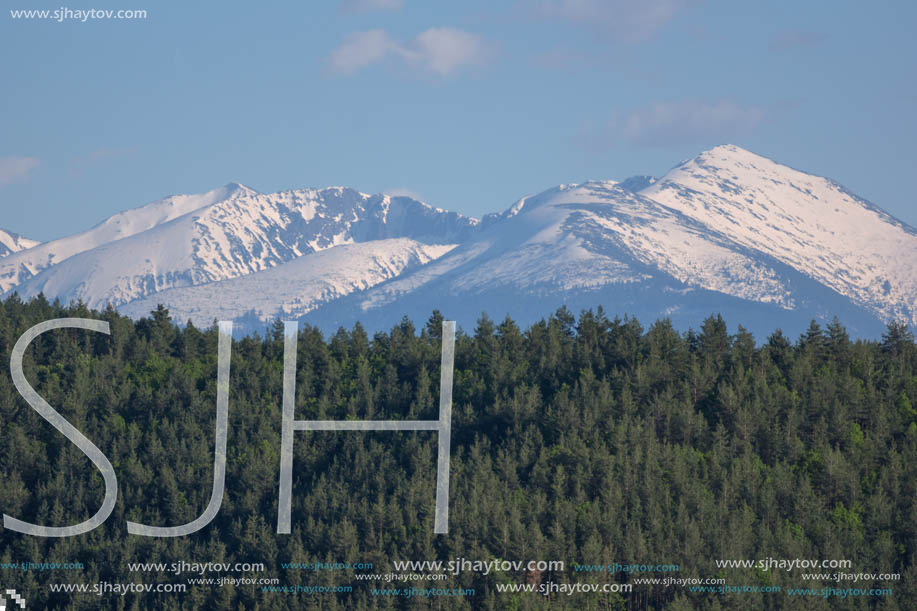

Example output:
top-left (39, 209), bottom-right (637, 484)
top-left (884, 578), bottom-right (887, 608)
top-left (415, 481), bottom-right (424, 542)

top-left (343, 180), bottom-right (801, 319)
top-left (4, 185), bottom-right (476, 310)
top-left (1, 145), bottom-right (913, 337)
top-left (0, 228), bottom-right (39, 259)
top-left (119, 238), bottom-right (456, 324)
top-left (0, 183), bottom-right (248, 292)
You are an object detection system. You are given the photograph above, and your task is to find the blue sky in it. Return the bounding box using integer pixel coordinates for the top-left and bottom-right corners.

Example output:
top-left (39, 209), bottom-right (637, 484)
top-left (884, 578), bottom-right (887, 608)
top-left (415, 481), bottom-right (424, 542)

top-left (1, 0), bottom-right (915, 241)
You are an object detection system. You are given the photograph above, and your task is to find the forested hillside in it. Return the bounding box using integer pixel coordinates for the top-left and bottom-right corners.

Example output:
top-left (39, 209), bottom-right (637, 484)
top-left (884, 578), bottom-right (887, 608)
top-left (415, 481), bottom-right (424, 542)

top-left (0, 295), bottom-right (913, 609)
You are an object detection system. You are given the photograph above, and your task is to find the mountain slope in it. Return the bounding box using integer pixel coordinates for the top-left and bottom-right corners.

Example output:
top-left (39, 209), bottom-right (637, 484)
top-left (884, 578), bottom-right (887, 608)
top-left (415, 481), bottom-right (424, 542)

top-left (640, 145), bottom-right (917, 326)
top-left (353, 181), bottom-right (793, 306)
top-left (0, 183), bottom-right (247, 292)
top-left (0, 229), bottom-right (39, 258)
top-left (119, 238), bottom-right (456, 327)
top-left (304, 178), bottom-right (886, 338)
top-left (9, 186), bottom-right (476, 309)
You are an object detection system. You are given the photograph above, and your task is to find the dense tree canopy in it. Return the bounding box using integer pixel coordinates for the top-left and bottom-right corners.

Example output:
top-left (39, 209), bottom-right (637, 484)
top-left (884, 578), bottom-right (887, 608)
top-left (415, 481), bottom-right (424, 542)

top-left (0, 295), bottom-right (913, 609)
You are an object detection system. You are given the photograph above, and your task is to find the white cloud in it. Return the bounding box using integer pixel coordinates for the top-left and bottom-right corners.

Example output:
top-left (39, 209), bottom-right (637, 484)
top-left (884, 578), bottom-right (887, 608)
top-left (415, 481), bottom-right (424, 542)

top-left (532, 0), bottom-right (686, 42)
top-left (341, 0), bottom-right (404, 13)
top-left (408, 28), bottom-right (490, 76)
top-left (595, 100), bottom-right (766, 148)
top-left (328, 30), bottom-right (397, 74)
top-left (0, 156), bottom-right (39, 188)
top-left (327, 27), bottom-right (491, 77)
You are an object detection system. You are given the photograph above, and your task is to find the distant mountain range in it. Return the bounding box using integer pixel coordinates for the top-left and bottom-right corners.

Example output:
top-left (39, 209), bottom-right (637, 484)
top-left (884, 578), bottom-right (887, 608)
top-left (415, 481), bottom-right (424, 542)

top-left (2, 145), bottom-right (914, 339)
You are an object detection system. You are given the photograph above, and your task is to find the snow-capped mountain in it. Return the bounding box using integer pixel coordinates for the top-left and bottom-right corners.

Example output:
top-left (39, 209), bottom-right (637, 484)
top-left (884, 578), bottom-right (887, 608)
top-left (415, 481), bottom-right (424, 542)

top-left (353, 180), bottom-right (795, 307)
top-left (0, 229), bottom-right (39, 259)
top-left (304, 169), bottom-right (894, 338)
top-left (640, 145), bottom-right (916, 327)
top-left (2, 145), bottom-right (913, 338)
top-left (0, 184), bottom-right (244, 291)
top-left (6, 185), bottom-right (476, 310)
top-left (119, 238), bottom-right (456, 324)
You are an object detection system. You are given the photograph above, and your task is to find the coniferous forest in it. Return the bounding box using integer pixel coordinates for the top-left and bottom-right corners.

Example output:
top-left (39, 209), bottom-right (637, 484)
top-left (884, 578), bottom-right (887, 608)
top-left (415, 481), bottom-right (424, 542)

top-left (0, 294), bottom-right (914, 610)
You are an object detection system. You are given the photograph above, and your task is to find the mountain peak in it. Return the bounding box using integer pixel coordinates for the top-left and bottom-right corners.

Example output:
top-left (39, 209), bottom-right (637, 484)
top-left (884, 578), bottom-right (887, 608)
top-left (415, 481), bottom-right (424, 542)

top-left (689, 144), bottom-right (781, 170)
top-left (706, 143), bottom-right (744, 153)
top-left (0, 228), bottom-right (39, 258)
top-left (702, 143), bottom-right (753, 156)
top-left (224, 182), bottom-right (259, 195)
top-left (642, 145), bottom-right (917, 326)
